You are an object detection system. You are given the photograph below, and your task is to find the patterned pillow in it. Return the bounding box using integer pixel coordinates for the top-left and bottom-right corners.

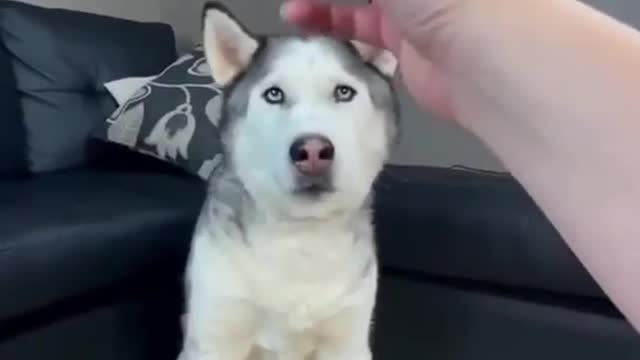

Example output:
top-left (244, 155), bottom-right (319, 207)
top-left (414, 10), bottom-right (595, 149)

top-left (93, 45), bottom-right (224, 180)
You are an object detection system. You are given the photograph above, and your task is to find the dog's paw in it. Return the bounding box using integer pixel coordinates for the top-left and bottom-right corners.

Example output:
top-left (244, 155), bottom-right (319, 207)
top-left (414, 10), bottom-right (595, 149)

top-left (316, 348), bottom-right (373, 360)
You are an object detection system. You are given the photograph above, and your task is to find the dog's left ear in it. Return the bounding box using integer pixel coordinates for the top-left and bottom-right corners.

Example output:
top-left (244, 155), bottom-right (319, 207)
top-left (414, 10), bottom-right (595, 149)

top-left (202, 2), bottom-right (259, 86)
top-left (350, 40), bottom-right (398, 78)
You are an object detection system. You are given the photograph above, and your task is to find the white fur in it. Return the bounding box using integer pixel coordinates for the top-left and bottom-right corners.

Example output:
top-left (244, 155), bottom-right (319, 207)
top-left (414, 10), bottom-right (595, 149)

top-left (182, 216), bottom-right (376, 360)
top-left (178, 5), bottom-right (398, 360)
top-left (230, 39), bottom-right (391, 220)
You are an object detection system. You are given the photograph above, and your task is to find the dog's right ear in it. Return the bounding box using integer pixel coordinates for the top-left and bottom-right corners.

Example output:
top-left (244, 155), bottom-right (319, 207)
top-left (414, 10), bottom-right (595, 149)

top-left (202, 2), bottom-right (259, 86)
top-left (350, 40), bottom-right (398, 78)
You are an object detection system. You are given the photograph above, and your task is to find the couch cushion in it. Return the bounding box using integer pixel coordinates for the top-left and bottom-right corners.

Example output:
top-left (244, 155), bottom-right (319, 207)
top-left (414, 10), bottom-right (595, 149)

top-left (0, 1), bottom-right (178, 173)
top-left (0, 169), bottom-right (205, 322)
top-left (373, 165), bottom-right (607, 299)
top-left (0, 43), bottom-right (27, 177)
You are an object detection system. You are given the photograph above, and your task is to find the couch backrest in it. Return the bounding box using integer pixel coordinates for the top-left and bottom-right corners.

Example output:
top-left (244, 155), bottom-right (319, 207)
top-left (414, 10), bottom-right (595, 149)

top-left (0, 0), bottom-right (179, 176)
top-left (0, 39), bottom-right (27, 178)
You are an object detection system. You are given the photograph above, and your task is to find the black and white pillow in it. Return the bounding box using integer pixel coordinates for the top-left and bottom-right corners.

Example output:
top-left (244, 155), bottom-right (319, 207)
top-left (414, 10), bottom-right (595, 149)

top-left (94, 45), bottom-right (224, 180)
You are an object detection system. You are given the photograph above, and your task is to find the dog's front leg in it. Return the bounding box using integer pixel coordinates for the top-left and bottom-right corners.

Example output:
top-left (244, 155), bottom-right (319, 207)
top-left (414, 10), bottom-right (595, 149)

top-left (314, 304), bottom-right (374, 360)
top-left (314, 286), bottom-right (376, 360)
top-left (179, 297), bottom-right (258, 360)
top-left (179, 242), bottom-right (258, 360)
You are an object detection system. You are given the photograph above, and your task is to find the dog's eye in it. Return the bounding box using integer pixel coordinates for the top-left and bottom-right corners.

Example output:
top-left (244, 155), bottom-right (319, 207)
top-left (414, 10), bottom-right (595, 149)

top-left (263, 86), bottom-right (285, 105)
top-left (334, 85), bottom-right (357, 103)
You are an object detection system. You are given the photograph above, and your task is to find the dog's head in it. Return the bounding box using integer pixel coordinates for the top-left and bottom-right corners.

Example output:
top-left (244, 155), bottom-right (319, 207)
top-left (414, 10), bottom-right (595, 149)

top-left (203, 2), bottom-right (400, 220)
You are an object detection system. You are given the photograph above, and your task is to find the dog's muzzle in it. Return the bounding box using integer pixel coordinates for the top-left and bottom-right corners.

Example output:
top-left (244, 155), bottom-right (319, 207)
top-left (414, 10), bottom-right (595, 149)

top-left (289, 134), bottom-right (334, 195)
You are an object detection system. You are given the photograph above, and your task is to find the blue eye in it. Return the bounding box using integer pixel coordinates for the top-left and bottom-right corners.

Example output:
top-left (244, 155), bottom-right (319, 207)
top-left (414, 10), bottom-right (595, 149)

top-left (334, 85), bottom-right (357, 102)
top-left (263, 86), bottom-right (285, 105)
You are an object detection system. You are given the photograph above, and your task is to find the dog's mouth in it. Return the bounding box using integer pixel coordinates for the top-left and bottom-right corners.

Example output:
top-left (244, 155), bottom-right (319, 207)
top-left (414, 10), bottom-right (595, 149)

top-left (293, 175), bottom-right (334, 197)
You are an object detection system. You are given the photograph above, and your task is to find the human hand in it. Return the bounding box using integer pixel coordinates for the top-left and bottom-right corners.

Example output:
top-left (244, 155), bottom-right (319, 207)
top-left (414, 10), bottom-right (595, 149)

top-left (281, 0), bottom-right (470, 120)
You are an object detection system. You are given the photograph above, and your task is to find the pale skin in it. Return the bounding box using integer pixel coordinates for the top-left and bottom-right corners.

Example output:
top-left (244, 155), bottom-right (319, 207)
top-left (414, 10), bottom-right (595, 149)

top-left (281, 0), bottom-right (640, 332)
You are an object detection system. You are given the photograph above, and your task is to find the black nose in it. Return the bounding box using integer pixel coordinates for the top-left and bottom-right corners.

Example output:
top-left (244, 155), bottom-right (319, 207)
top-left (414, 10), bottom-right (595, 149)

top-left (289, 135), bottom-right (335, 176)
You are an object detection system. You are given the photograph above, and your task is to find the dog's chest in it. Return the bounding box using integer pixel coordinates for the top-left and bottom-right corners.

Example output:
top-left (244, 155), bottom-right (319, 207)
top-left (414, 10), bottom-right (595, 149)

top-left (238, 225), bottom-right (369, 330)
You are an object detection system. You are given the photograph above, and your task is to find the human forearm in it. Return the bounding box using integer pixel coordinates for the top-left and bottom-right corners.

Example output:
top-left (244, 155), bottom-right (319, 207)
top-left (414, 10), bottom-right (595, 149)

top-left (448, 0), bottom-right (640, 327)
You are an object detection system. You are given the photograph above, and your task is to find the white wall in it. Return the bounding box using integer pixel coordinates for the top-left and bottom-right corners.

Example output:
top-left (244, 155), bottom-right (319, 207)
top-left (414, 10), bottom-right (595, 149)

top-left (16, 0), bottom-right (188, 49)
top-left (16, 0), bottom-right (640, 170)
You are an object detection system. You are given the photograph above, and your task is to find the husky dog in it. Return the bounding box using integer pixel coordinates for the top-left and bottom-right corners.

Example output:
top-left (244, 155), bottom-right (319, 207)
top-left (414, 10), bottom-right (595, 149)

top-left (178, 2), bottom-right (399, 360)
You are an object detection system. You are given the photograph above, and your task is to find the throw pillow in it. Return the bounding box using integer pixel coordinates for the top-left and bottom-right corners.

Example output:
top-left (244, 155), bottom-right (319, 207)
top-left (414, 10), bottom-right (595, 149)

top-left (94, 45), bottom-right (224, 181)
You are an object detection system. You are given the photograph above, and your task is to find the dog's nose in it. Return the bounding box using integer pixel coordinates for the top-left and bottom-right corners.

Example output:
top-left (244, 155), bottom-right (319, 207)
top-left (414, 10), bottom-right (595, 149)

top-left (289, 135), bottom-right (334, 176)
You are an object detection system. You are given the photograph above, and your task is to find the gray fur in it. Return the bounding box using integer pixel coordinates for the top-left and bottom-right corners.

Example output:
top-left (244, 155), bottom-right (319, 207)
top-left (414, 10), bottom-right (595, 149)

top-left (195, 165), bottom-right (255, 244)
top-left (361, 257), bottom-right (375, 279)
top-left (179, 8), bottom-right (398, 360)
top-left (197, 35), bottom-right (398, 251)
top-left (323, 37), bottom-right (401, 145)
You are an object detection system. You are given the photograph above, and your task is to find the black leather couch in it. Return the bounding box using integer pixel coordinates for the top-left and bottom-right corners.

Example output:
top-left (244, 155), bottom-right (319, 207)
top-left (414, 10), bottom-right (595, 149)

top-left (1, 1), bottom-right (639, 359)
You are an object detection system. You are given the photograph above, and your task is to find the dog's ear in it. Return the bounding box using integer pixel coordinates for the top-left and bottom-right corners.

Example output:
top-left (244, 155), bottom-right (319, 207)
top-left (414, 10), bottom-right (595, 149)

top-left (202, 2), bottom-right (259, 86)
top-left (350, 40), bottom-right (398, 78)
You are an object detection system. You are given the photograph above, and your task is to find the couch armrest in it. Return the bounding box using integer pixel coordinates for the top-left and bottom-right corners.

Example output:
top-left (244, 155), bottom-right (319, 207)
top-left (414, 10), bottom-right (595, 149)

top-left (373, 165), bottom-right (606, 300)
